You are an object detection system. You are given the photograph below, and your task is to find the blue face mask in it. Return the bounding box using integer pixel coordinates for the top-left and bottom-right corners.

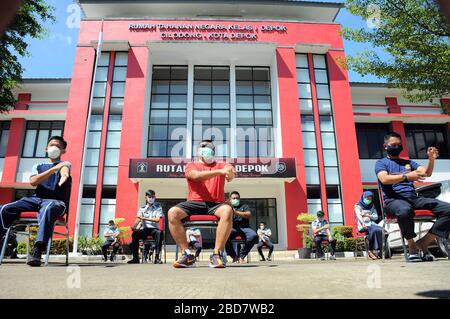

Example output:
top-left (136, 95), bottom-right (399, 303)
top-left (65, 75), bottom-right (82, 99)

top-left (199, 147), bottom-right (215, 163)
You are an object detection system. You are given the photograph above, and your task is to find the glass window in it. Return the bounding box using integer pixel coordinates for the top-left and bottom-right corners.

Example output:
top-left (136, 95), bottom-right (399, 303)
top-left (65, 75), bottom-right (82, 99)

top-left (299, 99), bottom-right (313, 115)
top-left (355, 123), bottom-right (390, 159)
top-left (405, 124), bottom-right (450, 159)
top-left (295, 54), bottom-right (309, 68)
top-left (313, 55), bottom-right (327, 69)
top-left (302, 132), bottom-right (317, 149)
top-left (305, 167), bottom-right (320, 185)
top-left (323, 149), bottom-right (338, 166)
top-left (21, 121), bottom-right (65, 158)
top-left (296, 69), bottom-right (310, 83)
top-left (325, 167), bottom-right (340, 184)
top-left (0, 122), bottom-right (10, 158)
top-left (304, 149), bottom-right (318, 166)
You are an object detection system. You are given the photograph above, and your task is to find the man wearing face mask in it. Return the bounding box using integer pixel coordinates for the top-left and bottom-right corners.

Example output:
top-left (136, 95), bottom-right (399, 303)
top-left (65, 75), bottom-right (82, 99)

top-left (0, 136), bottom-right (71, 267)
top-left (225, 191), bottom-right (258, 263)
top-left (128, 190), bottom-right (164, 264)
top-left (101, 220), bottom-right (121, 262)
top-left (376, 132), bottom-right (450, 262)
top-left (312, 211), bottom-right (337, 260)
top-left (168, 140), bottom-right (236, 268)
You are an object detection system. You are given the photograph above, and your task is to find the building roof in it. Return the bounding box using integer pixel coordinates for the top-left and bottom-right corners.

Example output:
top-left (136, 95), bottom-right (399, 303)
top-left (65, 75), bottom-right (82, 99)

top-left (76, 0), bottom-right (344, 22)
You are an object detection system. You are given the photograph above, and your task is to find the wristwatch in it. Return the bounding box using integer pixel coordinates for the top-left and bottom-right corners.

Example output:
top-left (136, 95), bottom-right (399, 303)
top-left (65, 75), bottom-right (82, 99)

top-left (402, 174), bottom-right (408, 182)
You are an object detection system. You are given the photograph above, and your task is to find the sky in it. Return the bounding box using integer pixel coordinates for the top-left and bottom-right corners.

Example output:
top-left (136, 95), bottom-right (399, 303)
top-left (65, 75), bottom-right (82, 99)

top-left (18, 0), bottom-right (386, 82)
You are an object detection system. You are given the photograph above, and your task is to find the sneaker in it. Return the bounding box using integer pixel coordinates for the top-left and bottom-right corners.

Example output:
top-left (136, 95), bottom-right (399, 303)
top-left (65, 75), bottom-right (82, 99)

top-left (320, 256), bottom-right (325, 261)
top-left (209, 249), bottom-right (226, 268)
top-left (239, 257), bottom-right (247, 264)
top-left (154, 256), bottom-right (163, 264)
top-left (260, 257), bottom-right (266, 262)
top-left (329, 255), bottom-right (336, 260)
top-left (27, 247), bottom-right (42, 267)
top-left (421, 252), bottom-right (435, 262)
top-left (267, 257), bottom-right (272, 261)
top-left (127, 258), bottom-right (140, 264)
top-left (173, 252), bottom-right (196, 268)
top-left (407, 254), bottom-right (423, 262)
top-left (110, 254), bottom-right (116, 262)
top-left (232, 257), bottom-right (240, 263)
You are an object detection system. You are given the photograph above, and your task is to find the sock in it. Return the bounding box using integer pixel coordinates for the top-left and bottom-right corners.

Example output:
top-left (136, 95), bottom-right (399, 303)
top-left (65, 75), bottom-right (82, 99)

top-left (184, 249), bottom-right (192, 255)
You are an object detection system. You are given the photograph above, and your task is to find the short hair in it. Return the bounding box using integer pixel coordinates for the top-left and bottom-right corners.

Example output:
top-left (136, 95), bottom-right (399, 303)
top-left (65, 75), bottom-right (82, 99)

top-left (48, 136), bottom-right (67, 149)
top-left (230, 191), bottom-right (240, 198)
top-left (146, 189), bottom-right (155, 196)
top-left (316, 210), bottom-right (325, 217)
top-left (198, 139), bottom-right (215, 150)
top-left (260, 221), bottom-right (266, 225)
top-left (384, 132), bottom-right (402, 144)
top-left (108, 220), bottom-right (115, 224)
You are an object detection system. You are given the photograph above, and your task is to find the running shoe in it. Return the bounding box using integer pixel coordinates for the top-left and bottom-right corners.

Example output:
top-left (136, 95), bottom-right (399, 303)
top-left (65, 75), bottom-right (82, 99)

top-left (173, 252), bottom-right (196, 268)
top-left (209, 249), bottom-right (226, 268)
top-left (421, 252), bottom-right (435, 262)
top-left (407, 254), bottom-right (423, 262)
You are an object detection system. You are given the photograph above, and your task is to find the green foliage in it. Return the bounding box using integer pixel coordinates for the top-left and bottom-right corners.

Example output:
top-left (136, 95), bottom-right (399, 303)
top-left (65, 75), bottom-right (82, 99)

top-left (296, 213), bottom-right (317, 224)
top-left (78, 236), bottom-right (104, 255)
top-left (304, 233), bottom-right (313, 249)
top-left (341, 0), bottom-right (450, 110)
top-left (332, 226), bottom-right (354, 238)
top-left (0, 0), bottom-right (55, 112)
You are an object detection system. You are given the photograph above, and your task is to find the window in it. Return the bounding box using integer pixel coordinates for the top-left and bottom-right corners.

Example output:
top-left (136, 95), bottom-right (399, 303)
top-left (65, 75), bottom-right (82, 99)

top-left (193, 66), bottom-right (230, 157)
top-left (22, 121), bottom-right (65, 158)
top-left (92, 52), bottom-right (110, 113)
top-left (148, 66), bottom-right (188, 157)
top-left (83, 115), bottom-right (102, 185)
top-left (236, 67), bottom-right (274, 158)
top-left (306, 185), bottom-right (322, 214)
top-left (355, 123), bottom-right (390, 159)
top-left (0, 121), bottom-right (10, 158)
top-left (79, 186), bottom-right (96, 238)
top-left (405, 124), bottom-right (450, 159)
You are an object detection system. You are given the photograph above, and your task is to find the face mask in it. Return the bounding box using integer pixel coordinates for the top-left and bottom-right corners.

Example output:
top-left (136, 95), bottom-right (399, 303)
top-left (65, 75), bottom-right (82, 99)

top-left (386, 144), bottom-right (403, 156)
top-left (109, 225), bottom-right (115, 230)
top-left (260, 225), bottom-right (265, 230)
top-left (147, 197), bottom-right (155, 204)
top-left (199, 147), bottom-right (215, 163)
top-left (363, 199), bottom-right (372, 205)
top-left (231, 199), bottom-right (240, 207)
top-left (47, 146), bottom-right (61, 159)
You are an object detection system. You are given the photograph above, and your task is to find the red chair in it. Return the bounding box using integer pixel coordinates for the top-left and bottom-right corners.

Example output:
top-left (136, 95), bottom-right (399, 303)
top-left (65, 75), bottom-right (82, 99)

top-left (0, 210), bottom-right (70, 266)
top-left (383, 209), bottom-right (436, 262)
top-left (230, 235), bottom-right (251, 262)
top-left (139, 216), bottom-right (167, 264)
top-left (175, 215), bottom-right (219, 260)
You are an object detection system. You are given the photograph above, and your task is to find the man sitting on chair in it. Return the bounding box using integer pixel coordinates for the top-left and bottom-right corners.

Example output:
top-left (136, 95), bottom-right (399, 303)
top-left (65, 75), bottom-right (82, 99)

top-left (101, 220), bottom-right (120, 262)
top-left (225, 191), bottom-right (258, 264)
top-left (375, 131), bottom-right (450, 262)
top-left (0, 136), bottom-right (71, 267)
top-left (128, 189), bottom-right (164, 264)
top-left (312, 211), bottom-right (337, 261)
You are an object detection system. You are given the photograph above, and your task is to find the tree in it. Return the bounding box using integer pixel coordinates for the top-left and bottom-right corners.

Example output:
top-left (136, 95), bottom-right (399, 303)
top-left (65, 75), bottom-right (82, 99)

top-left (0, 0), bottom-right (55, 113)
top-left (341, 0), bottom-right (450, 113)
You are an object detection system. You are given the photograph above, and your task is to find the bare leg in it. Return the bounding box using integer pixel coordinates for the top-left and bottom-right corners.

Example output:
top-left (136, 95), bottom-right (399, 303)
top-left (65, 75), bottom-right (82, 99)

top-left (416, 233), bottom-right (437, 252)
top-left (168, 207), bottom-right (188, 252)
top-left (213, 205), bottom-right (233, 251)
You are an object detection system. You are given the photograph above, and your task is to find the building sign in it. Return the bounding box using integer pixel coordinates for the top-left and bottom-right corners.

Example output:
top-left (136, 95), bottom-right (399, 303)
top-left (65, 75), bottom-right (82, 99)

top-left (129, 158), bottom-right (296, 179)
top-left (129, 23), bottom-right (287, 41)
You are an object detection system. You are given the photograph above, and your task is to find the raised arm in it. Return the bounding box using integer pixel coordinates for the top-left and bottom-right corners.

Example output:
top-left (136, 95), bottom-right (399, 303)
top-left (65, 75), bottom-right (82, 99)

top-left (416, 147), bottom-right (438, 177)
top-left (30, 161), bottom-right (71, 187)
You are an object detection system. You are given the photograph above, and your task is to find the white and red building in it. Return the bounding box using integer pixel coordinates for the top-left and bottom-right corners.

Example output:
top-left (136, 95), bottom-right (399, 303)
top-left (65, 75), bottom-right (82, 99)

top-left (1, 0), bottom-right (449, 250)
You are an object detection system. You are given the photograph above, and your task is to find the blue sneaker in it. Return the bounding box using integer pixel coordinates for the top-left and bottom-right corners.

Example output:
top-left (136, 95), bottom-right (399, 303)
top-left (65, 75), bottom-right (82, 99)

top-left (407, 254), bottom-right (423, 262)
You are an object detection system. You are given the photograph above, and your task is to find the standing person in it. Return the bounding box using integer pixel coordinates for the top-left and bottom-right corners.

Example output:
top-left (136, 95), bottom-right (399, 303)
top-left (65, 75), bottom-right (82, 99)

top-left (257, 222), bottom-right (274, 261)
top-left (168, 140), bottom-right (236, 269)
top-left (0, 136), bottom-right (71, 267)
top-left (101, 220), bottom-right (120, 262)
top-left (312, 211), bottom-right (337, 261)
top-left (128, 190), bottom-right (164, 264)
top-left (225, 191), bottom-right (258, 264)
top-left (375, 132), bottom-right (450, 262)
top-left (354, 191), bottom-right (384, 259)
top-left (186, 227), bottom-right (202, 261)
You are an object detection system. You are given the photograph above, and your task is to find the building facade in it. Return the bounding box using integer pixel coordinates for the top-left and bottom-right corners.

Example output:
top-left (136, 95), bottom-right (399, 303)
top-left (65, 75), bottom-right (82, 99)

top-left (1, 1), bottom-right (449, 250)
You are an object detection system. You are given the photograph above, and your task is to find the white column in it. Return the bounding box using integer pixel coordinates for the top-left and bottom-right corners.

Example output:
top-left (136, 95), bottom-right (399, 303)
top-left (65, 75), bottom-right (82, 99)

top-left (230, 63), bottom-right (237, 158)
top-left (186, 63), bottom-right (194, 159)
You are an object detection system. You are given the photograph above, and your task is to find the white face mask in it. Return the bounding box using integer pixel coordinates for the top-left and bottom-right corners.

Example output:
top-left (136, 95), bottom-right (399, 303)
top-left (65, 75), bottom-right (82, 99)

top-left (47, 146), bottom-right (61, 159)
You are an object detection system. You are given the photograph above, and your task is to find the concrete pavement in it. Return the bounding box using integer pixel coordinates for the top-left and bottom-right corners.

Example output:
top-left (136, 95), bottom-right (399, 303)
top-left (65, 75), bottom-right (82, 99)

top-left (0, 257), bottom-right (449, 299)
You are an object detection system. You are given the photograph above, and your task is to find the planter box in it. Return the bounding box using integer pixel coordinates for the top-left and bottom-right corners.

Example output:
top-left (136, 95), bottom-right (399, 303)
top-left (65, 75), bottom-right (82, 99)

top-left (298, 248), bottom-right (311, 259)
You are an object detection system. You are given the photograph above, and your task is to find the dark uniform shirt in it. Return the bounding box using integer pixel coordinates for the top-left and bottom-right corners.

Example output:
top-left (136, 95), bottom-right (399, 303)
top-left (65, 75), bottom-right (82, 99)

top-left (233, 204), bottom-right (251, 228)
top-left (30, 161), bottom-right (72, 205)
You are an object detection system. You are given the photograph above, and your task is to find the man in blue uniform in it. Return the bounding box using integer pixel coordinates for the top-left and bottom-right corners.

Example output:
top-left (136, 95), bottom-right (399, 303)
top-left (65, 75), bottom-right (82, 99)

top-left (0, 136), bottom-right (71, 267)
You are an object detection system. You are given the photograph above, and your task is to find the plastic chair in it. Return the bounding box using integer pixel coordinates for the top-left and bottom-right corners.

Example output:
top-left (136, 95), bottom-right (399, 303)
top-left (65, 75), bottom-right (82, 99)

top-left (139, 217), bottom-right (167, 264)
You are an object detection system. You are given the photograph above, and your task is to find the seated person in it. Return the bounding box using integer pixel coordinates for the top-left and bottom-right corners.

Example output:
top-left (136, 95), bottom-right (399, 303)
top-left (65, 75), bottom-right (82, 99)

top-left (376, 132), bottom-right (450, 262)
top-left (186, 227), bottom-right (202, 260)
top-left (257, 222), bottom-right (274, 261)
top-left (128, 189), bottom-right (164, 264)
top-left (312, 211), bottom-right (337, 260)
top-left (0, 136), bottom-right (71, 267)
top-left (355, 191), bottom-right (384, 259)
top-left (225, 191), bottom-right (258, 264)
top-left (101, 220), bottom-right (121, 262)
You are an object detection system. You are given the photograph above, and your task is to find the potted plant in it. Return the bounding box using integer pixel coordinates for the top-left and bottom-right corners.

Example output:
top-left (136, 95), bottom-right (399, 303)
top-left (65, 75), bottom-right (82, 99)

top-left (296, 213), bottom-right (316, 259)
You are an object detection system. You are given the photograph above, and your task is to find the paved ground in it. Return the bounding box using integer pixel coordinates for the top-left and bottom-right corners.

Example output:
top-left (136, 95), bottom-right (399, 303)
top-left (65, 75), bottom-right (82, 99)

top-left (0, 256), bottom-right (449, 299)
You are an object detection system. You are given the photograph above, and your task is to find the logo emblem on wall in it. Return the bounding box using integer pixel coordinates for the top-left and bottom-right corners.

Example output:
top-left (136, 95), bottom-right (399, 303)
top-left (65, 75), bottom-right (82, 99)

top-left (137, 162), bottom-right (148, 174)
top-left (277, 162), bottom-right (287, 173)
